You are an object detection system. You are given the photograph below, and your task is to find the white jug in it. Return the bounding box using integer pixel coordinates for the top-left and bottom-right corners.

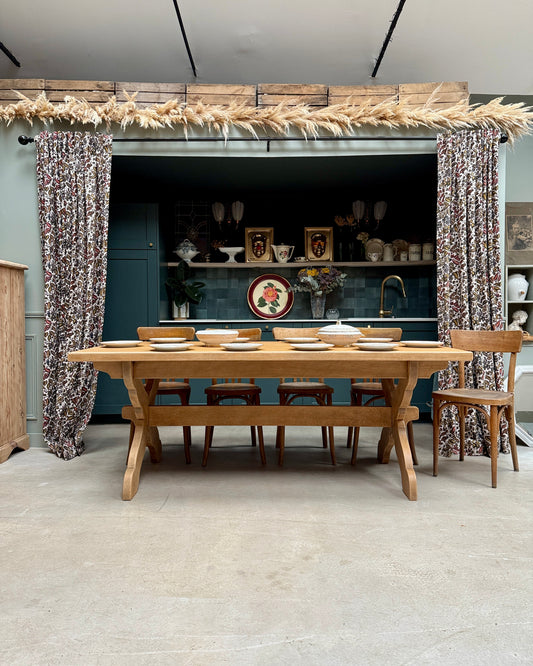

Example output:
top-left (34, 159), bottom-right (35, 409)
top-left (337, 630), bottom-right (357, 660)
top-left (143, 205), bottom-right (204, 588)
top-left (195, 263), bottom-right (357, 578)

top-left (271, 244), bottom-right (295, 263)
top-left (507, 273), bottom-right (529, 301)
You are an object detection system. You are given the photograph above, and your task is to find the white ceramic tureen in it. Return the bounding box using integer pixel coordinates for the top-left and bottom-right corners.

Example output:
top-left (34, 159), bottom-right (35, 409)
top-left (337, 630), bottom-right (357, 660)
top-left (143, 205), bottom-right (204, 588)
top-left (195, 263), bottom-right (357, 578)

top-left (316, 321), bottom-right (362, 346)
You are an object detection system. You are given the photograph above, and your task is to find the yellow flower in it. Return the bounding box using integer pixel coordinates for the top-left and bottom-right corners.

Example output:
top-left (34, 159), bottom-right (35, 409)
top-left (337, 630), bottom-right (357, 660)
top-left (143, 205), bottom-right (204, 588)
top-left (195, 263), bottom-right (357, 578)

top-left (308, 268), bottom-right (318, 277)
top-left (321, 267), bottom-right (330, 274)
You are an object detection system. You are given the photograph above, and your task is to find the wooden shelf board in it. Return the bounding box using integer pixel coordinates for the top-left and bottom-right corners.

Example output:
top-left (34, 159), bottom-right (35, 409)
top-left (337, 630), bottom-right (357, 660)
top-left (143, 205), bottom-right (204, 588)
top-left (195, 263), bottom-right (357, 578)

top-left (164, 260), bottom-right (437, 268)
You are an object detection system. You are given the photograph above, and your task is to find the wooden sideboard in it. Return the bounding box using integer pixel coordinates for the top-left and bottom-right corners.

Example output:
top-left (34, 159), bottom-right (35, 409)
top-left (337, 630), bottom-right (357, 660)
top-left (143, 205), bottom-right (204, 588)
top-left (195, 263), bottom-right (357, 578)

top-left (0, 259), bottom-right (29, 462)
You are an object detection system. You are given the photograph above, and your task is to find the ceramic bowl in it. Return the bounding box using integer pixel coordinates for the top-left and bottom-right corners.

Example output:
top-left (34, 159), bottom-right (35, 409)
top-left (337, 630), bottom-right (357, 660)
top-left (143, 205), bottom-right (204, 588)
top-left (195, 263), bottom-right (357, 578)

top-left (196, 329), bottom-right (240, 346)
top-left (317, 322), bottom-right (362, 347)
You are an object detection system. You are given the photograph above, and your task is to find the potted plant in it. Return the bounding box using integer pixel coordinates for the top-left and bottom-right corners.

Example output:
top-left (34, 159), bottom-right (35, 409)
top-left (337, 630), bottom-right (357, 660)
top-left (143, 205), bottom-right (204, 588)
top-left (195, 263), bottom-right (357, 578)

top-left (165, 261), bottom-right (205, 319)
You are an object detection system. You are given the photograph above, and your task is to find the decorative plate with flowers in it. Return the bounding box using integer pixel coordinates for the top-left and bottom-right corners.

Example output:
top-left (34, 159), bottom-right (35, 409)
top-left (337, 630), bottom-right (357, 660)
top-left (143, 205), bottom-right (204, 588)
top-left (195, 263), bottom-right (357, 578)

top-left (247, 274), bottom-right (294, 319)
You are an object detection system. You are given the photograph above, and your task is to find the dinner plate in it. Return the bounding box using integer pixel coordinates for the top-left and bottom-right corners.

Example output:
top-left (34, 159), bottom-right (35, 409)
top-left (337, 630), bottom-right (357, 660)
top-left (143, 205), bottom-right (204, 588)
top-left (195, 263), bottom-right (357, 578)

top-left (149, 337), bottom-right (186, 343)
top-left (149, 343), bottom-right (193, 351)
top-left (284, 337), bottom-right (319, 343)
top-left (221, 342), bottom-right (263, 351)
top-left (358, 337), bottom-right (393, 343)
top-left (355, 342), bottom-right (397, 351)
top-left (402, 340), bottom-right (444, 348)
top-left (101, 340), bottom-right (141, 347)
top-left (247, 274), bottom-right (294, 319)
top-left (290, 343), bottom-right (334, 351)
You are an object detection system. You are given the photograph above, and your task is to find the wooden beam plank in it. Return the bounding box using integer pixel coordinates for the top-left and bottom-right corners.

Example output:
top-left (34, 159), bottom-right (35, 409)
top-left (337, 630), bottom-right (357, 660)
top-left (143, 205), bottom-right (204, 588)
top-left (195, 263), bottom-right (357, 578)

top-left (186, 84), bottom-right (256, 95)
top-left (399, 81), bottom-right (468, 94)
top-left (116, 82), bottom-right (186, 94)
top-left (258, 83), bottom-right (327, 95)
top-left (329, 84), bottom-right (398, 96)
top-left (0, 78), bottom-right (45, 90)
top-left (258, 94), bottom-right (327, 106)
top-left (45, 79), bottom-right (114, 92)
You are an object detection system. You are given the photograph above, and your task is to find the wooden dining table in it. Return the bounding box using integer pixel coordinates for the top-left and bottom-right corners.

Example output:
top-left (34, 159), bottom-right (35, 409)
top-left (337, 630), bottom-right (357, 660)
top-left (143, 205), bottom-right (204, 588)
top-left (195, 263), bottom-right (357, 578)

top-left (68, 340), bottom-right (472, 501)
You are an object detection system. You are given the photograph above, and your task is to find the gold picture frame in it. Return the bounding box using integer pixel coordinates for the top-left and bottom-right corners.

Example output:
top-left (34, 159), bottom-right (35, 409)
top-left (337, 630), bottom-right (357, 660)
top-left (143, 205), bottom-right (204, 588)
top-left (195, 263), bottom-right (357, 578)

top-left (305, 227), bottom-right (333, 261)
top-left (245, 227), bottom-right (273, 262)
top-left (506, 202), bottom-right (533, 265)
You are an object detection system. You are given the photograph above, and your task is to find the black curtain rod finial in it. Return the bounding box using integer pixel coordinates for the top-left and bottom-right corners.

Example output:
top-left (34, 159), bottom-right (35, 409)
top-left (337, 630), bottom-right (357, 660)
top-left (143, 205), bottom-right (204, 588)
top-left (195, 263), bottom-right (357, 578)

top-left (18, 135), bottom-right (34, 145)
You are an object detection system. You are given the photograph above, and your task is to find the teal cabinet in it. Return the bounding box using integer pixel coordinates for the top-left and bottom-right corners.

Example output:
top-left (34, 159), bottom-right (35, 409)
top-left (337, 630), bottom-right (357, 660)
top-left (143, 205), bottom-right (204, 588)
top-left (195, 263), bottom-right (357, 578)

top-left (93, 204), bottom-right (159, 414)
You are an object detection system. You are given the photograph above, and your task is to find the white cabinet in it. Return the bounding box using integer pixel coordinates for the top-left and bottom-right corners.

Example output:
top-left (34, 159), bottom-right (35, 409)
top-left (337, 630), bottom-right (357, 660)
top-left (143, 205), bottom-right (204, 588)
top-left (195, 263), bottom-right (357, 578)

top-left (505, 265), bottom-right (533, 336)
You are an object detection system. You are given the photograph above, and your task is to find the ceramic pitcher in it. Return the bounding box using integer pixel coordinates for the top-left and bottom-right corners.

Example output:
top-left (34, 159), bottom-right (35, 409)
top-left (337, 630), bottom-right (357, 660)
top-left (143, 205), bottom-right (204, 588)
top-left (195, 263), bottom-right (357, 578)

top-left (271, 244), bottom-right (295, 263)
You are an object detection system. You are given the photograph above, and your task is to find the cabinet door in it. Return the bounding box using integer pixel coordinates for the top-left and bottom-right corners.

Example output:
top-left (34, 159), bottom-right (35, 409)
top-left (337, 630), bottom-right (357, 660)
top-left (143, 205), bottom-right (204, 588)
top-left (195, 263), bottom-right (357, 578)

top-left (93, 203), bottom-right (159, 415)
top-left (108, 203), bottom-right (158, 250)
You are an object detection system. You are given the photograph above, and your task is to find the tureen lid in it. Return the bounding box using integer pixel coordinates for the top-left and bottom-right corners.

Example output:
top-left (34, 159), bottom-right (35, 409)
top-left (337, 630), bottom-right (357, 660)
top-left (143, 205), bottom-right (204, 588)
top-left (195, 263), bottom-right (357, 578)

top-left (318, 321), bottom-right (361, 334)
top-left (176, 238), bottom-right (197, 249)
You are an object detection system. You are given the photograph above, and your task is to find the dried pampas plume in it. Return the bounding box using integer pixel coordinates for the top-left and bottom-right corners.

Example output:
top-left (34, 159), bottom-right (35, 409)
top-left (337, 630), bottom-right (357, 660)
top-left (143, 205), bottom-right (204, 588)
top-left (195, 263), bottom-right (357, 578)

top-left (1, 89), bottom-right (532, 142)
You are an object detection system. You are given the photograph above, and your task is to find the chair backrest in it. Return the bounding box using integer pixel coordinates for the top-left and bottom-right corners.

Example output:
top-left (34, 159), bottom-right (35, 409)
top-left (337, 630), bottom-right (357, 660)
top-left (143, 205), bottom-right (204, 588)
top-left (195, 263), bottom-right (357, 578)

top-left (236, 327), bottom-right (262, 341)
top-left (450, 329), bottom-right (524, 392)
top-left (272, 327), bottom-right (320, 340)
top-left (137, 326), bottom-right (196, 340)
top-left (358, 326), bottom-right (402, 341)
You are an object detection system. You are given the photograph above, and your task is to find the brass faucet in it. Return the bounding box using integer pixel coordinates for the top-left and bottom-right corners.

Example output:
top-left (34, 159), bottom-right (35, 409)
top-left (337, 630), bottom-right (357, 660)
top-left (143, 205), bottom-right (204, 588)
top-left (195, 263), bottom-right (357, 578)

top-left (379, 275), bottom-right (407, 318)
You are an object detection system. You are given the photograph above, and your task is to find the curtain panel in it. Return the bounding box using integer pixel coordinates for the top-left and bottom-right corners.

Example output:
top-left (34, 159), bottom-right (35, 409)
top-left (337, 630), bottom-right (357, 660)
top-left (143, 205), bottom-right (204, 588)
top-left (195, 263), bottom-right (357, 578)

top-left (36, 131), bottom-right (112, 459)
top-left (436, 128), bottom-right (508, 456)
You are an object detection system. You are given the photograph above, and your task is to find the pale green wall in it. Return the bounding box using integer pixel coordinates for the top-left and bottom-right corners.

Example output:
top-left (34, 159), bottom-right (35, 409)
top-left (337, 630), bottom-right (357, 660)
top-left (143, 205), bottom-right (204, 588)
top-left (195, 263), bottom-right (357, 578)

top-left (1, 108), bottom-right (531, 446)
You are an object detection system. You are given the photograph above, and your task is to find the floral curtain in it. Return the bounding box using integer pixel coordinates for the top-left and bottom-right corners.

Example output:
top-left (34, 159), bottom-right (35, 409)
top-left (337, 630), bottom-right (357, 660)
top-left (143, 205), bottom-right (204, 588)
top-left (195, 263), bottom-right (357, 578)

top-left (436, 128), bottom-right (508, 456)
top-left (36, 131), bottom-right (112, 459)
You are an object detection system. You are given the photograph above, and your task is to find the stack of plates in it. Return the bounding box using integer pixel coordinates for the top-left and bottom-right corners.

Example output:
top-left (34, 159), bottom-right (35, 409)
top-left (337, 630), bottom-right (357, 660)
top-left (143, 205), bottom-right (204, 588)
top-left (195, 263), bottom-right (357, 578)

top-left (355, 342), bottom-right (397, 351)
top-left (290, 343), bottom-right (333, 351)
top-left (149, 343), bottom-right (193, 352)
top-left (221, 342), bottom-right (262, 352)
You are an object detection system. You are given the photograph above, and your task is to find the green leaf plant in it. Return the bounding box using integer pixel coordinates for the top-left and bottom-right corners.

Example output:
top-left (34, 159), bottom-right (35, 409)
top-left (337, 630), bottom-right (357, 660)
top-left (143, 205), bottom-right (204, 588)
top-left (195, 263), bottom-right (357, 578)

top-left (165, 261), bottom-right (206, 308)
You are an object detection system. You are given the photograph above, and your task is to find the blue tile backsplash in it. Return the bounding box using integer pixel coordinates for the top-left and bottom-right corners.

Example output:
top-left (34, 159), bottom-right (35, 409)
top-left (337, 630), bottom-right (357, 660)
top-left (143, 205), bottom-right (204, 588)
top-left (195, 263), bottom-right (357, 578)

top-left (169, 264), bottom-right (437, 321)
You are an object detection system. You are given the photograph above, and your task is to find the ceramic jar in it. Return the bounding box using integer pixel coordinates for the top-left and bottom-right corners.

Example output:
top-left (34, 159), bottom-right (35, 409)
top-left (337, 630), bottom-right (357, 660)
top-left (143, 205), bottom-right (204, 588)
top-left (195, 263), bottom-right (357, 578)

top-left (408, 243), bottom-right (421, 261)
top-left (422, 242), bottom-right (434, 260)
top-left (507, 273), bottom-right (530, 301)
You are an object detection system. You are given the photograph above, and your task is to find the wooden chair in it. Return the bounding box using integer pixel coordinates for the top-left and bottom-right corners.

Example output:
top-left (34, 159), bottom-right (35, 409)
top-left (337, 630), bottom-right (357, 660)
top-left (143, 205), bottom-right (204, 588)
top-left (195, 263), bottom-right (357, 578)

top-left (272, 327), bottom-right (335, 465)
top-left (202, 328), bottom-right (266, 466)
top-left (432, 329), bottom-right (523, 488)
top-left (134, 326), bottom-right (196, 463)
top-left (345, 327), bottom-right (418, 465)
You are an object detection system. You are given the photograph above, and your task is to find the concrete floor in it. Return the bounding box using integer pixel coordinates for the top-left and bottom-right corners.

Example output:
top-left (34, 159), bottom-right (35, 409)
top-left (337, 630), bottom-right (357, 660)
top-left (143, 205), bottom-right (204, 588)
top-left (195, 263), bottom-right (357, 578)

top-left (0, 423), bottom-right (531, 665)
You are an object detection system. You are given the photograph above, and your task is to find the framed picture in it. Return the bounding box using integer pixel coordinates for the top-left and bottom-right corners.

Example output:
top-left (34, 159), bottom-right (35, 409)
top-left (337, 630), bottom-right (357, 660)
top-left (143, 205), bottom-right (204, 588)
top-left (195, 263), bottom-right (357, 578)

top-left (305, 227), bottom-right (333, 261)
top-left (506, 202), bottom-right (533, 265)
top-left (245, 227), bottom-right (273, 262)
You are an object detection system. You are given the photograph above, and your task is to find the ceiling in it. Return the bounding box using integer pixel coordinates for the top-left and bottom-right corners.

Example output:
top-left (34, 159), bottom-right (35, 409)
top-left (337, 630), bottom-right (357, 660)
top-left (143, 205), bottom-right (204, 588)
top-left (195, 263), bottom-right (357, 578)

top-left (1, 0), bottom-right (533, 96)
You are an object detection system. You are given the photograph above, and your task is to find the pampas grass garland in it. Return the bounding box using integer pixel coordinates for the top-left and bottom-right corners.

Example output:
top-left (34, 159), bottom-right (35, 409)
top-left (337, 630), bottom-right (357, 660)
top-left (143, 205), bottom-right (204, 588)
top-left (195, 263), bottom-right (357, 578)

top-left (1, 90), bottom-right (532, 142)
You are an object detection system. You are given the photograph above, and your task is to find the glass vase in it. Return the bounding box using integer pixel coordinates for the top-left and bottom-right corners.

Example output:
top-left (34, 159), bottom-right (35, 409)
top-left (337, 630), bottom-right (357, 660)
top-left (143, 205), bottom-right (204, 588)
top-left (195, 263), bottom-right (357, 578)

top-left (310, 293), bottom-right (326, 319)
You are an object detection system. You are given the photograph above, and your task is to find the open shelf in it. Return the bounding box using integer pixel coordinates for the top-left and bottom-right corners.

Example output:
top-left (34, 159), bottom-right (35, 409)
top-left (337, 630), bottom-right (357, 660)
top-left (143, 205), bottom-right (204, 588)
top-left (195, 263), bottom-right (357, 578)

top-left (165, 260), bottom-right (437, 268)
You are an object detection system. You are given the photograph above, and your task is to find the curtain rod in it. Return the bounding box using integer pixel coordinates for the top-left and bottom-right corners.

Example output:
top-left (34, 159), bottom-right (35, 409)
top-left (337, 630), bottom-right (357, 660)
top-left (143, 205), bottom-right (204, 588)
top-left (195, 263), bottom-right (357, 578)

top-left (17, 134), bottom-right (509, 147)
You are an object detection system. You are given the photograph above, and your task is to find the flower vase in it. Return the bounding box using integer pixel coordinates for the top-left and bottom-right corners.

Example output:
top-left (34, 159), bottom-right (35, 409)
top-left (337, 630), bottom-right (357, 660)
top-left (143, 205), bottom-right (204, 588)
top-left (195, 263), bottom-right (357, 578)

top-left (310, 293), bottom-right (326, 319)
top-left (172, 302), bottom-right (189, 320)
